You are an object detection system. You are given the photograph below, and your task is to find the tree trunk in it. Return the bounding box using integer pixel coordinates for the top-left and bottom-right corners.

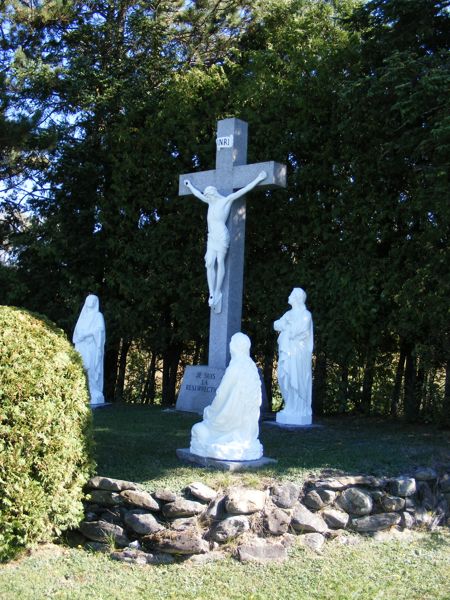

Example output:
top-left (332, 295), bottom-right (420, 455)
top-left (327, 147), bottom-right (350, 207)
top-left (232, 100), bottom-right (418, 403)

top-left (404, 346), bottom-right (419, 422)
top-left (361, 352), bottom-right (375, 416)
top-left (104, 338), bottom-right (120, 402)
top-left (443, 359), bottom-right (450, 427)
top-left (263, 348), bottom-right (275, 411)
top-left (337, 364), bottom-right (349, 413)
top-left (312, 351), bottom-right (327, 417)
top-left (114, 338), bottom-right (131, 402)
top-left (162, 344), bottom-right (182, 406)
top-left (142, 352), bottom-right (157, 404)
top-left (390, 344), bottom-right (406, 417)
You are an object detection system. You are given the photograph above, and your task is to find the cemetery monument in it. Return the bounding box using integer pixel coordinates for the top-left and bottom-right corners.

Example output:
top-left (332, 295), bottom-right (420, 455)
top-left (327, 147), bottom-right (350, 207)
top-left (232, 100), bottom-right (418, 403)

top-left (190, 332), bottom-right (263, 460)
top-left (176, 117), bottom-right (286, 413)
top-left (274, 288), bottom-right (313, 426)
top-left (73, 294), bottom-right (106, 405)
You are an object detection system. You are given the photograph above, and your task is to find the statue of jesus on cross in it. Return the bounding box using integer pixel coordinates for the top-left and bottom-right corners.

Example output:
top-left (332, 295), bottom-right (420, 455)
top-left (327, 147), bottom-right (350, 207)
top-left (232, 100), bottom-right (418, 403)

top-left (184, 170), bottom-right (267, 310)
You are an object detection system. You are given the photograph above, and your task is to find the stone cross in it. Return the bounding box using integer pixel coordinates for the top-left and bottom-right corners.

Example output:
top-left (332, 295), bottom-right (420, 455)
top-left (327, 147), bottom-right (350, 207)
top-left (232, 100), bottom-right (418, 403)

top-left (179, 118), bottom-right (286, 369)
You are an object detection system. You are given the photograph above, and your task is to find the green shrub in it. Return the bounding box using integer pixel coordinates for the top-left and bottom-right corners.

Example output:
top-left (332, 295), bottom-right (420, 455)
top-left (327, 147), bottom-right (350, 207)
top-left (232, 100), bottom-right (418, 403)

top-left (0, 306), bottom-right (95, 561)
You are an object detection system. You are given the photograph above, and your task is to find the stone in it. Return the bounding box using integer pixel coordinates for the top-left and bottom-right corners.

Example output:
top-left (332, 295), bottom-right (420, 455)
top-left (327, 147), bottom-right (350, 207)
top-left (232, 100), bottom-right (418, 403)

top-left (439, 474), bottom-right (450, 493)
top-left (79, 520), bottom-right (129, 547)
top-left (389, 477), bottom-right (416, 497)
top-left (352, 513), bottom-right (401, 533)
top-left (264, 507), bottom-right (291, 536)
top-left (337, 488), bottom-right (373, 516)
top-left (321, 508), bottom-right (350, 530)
top-left (400, 511), bottom-right (415, 529)
top-left (143, 529), bottom-right (209, 555)
top-left (176, 448), bottom-right (277, 472)
top-left (153, 489), bottom-right (177, 503)
top-left (87, 476), bottom-right (140, 492)
top-left (201, 495), bottom-right (227, 523)
top-left (303, 490), bottom-right (324, 511)
top-left (314, 476), bottom-right (384, 490)
top-left (279, 533), bottom-right (297, 548)
top-left (190, 333), bottom-right (264, 461)
top-left (87, 490), bottom-right (122, 507)
top-left (124, 510), bottom-right (164, 535)
top-left (414, 467), bottom-right (438, 481)
top-left (99, 508), bottom-right (125, 525)
top-left (299, 533), bottom-right (325, 553)
top-left (417, 481), bottom-right (436, 510)
top-left (210, 516), bottom-right (250, 543)
top-left (110, 549), bottom-right (175, 565)
top-left (120, 489), bottom-right (160, 511)
top-left (381, 495), bottom-right (405, 512)
top-left (161, 498), bottom-right (206, 519)
top-left (274, 288), bottom-right (313, 426)
top-left (72, 294), bottom-right (105, 405)
top-left (184, 551), bottom-right (227, 565)
top-left (291, 502), bottom-right (328, 534)
top-left (237, 538), bottom-right (288, 564)
top-left (185, 482), bottom-right (217, 503)
top-left (270, 482), bottom-right (301, 509)
top-left (225, 488), bottom-right (267, 514)
top-left (405, 497), bottom-right (416, 510)
top-left (317, 489), bottom-right (336, 505)
top-left (170, 517), bottom-right (199, 531)
top-left (84, 541), bottom-right (110, 553)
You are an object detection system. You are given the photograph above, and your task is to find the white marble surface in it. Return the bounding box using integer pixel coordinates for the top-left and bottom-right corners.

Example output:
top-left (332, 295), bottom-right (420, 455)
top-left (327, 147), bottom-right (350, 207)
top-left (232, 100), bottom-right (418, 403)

top-left (73, 294), bottom-right (105, 405)
top-left (190, 333), bottom-right (263, 460)
top-left (274, 288), bottom-right (313, 426)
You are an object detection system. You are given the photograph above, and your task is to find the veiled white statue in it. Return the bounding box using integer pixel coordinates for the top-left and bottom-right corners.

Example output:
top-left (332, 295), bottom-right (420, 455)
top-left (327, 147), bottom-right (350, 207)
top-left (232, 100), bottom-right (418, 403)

top-left (190, 332), bottom-right (263, 460)
top-left (274, 288), bottom-right (313, 426)
top-left (184, 171), bottom-right (266, 312)
top-left (73, 294), bottom-right (106, 405)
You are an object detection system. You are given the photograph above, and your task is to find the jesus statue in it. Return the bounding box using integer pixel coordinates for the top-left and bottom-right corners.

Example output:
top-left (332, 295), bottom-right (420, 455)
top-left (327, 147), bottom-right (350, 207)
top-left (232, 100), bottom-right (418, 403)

top-left (184, 170), bottom-right (267, 311)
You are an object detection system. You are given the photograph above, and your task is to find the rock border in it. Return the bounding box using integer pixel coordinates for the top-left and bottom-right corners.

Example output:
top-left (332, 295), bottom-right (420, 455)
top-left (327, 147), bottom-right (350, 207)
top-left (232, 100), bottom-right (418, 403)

top-left (76, 468), bottom-right (450, 565)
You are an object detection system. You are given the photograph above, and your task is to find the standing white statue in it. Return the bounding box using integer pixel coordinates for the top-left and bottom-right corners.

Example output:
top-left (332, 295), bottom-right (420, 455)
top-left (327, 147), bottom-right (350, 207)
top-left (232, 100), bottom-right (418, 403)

top-left (274, 288), bottom-right (313, 426)
top-left (184, 171), bottom-right (266, 311)
top-left (190, 332), bottom-right (263, 460)
top-left (73, 294), bottom-right (106, 405)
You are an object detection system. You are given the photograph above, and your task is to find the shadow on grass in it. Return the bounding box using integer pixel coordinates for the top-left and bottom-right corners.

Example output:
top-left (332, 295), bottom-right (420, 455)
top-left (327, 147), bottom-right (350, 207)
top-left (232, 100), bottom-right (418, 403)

top-left (92, 405), bottom-right (450, 488)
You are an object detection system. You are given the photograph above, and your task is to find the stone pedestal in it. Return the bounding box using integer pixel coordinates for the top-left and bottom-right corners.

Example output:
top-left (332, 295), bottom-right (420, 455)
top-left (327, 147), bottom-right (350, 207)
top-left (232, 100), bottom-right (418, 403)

top-left (176, 448), bottom-right (277, 472)
top-left (276, 412), bottom-right (312, 426)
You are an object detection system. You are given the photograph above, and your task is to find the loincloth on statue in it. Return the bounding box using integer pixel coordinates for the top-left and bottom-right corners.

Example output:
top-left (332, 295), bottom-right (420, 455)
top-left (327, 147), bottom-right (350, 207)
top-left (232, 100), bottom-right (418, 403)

top-left (205, 229), bottom-right (230, 258)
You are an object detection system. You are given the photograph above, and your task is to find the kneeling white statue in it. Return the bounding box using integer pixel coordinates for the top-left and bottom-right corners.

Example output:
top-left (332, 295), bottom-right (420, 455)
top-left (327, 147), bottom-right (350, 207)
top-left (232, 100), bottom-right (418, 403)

top-left (274, 288), bottom-right (313, 426)
top-left (73, 294), bottom-right (106, 405)
top-left (190, 332), bottom-right (263, 460)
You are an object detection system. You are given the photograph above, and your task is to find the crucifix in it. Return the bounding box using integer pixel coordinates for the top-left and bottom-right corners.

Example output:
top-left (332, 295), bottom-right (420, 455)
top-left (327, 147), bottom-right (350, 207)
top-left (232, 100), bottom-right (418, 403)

top-left (179, 117), bottom-right (286, 373)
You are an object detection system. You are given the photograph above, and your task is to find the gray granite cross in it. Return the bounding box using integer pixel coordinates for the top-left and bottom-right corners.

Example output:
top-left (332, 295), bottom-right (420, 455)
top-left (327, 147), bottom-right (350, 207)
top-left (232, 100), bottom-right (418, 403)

top-left (179, 118), bottom-right (286, 369)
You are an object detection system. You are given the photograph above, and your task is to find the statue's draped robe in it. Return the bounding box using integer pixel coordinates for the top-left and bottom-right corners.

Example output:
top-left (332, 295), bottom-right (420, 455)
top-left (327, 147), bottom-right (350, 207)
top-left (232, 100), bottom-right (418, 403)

top-left (190, 351), bottom-right (263, 460)
top-left (73, 296), bottom-right (105, 404)
top-left (276, 307), bottom-right (313, 421)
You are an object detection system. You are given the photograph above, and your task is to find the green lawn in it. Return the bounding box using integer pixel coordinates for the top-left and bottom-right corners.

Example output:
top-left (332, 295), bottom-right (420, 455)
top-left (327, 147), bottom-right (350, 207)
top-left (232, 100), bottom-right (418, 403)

top-left (1, 406), bottom-right (449, 600)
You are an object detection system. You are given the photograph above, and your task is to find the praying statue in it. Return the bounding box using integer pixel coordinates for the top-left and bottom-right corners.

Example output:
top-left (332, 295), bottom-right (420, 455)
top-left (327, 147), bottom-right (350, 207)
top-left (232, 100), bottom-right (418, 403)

top-left (190, 332), bottom-right (263, 460)
top-left (184, 170), bottom-right (266, 311)
top-left (274, 288), bottom-right (313, 426)
top-left (73, 294), bottom-right (106, 405)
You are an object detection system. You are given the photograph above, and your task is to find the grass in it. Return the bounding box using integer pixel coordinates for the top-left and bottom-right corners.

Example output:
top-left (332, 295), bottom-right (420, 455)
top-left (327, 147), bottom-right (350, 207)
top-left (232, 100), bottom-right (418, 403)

top-left (1, 405), bottom-right (449, 600)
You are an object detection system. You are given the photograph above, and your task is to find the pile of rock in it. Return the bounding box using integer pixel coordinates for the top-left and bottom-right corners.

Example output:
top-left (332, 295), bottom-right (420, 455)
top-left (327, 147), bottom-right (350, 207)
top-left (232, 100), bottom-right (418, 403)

top-left (77, 468), bottom-right (450, 565)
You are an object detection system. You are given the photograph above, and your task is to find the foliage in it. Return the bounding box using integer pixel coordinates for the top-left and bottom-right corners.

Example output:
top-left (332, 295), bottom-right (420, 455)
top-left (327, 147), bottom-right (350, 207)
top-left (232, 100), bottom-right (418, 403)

top-left (0, 0), bottom-right (448, 422)
top-left (0, 306), bottom-right (95, 561)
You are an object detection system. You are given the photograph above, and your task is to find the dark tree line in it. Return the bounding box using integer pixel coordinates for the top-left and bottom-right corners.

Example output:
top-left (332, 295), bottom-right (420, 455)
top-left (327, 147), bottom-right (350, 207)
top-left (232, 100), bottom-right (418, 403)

top-left (1, 0), bottom-right (449, 424)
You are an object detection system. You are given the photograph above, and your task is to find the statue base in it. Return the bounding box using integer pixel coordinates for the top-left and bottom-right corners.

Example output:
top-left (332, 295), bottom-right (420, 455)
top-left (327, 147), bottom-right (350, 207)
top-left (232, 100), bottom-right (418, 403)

top-left (176, 448), bottom-right (277, 471)
top-left (276, 411), bottom-right (312, 426)
top-left (264, 420), bottom-right (323, 431)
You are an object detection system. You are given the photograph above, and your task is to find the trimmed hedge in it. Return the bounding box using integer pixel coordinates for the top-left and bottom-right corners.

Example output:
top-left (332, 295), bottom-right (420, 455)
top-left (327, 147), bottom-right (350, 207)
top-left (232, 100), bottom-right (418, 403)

top-left (0, 306), bottom-right (95, 561)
